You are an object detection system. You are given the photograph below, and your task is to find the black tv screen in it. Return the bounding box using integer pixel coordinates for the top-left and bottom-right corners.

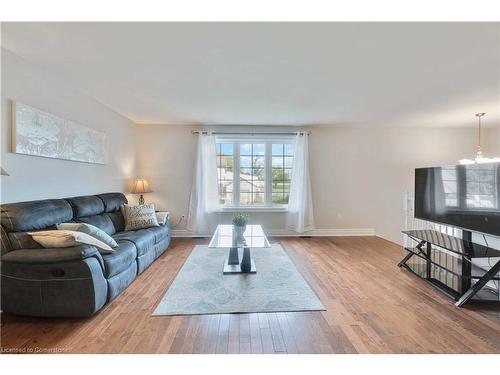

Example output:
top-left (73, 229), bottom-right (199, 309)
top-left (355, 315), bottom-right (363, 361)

top-left (415, 162), bottom-right (500, 237)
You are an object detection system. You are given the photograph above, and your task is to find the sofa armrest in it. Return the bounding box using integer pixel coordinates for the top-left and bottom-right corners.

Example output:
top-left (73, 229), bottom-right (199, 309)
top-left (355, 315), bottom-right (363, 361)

top-left (1, 245), bottom-right (108, 317)
top-left (1, 245), bottom-right (101, 264)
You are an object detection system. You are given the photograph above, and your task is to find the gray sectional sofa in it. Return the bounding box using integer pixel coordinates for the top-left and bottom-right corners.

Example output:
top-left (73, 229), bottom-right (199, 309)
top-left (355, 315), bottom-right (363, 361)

top-left (0, 192), bottom-right (170, 317)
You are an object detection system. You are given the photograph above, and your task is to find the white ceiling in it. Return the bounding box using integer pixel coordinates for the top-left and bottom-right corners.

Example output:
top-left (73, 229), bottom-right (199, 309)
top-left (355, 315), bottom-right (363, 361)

top-left (2, 22), bottom-right (500, 127)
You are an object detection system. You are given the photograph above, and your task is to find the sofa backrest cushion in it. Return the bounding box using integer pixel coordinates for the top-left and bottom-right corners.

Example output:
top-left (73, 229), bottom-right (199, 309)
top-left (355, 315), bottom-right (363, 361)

top-left (107, 211), bottom-right (126, 233)
top-left (1, 199), bottom-right (73, 233)
top-left (1, 199), bottom-right (73, 251)
top-left (98, 193), bottom-right (127, 213)
top-left (66, 195), bottom-right (105, 218)
top-left (76, 214), bottom-right (116, 236)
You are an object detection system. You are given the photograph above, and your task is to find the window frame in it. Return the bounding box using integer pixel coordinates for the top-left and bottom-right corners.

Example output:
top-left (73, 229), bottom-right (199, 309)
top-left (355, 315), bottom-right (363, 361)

top-left (215, 136), bottom-right (295, 212)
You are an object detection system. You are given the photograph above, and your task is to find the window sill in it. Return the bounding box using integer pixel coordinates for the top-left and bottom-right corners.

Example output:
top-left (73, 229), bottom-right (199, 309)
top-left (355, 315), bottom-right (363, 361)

top-left (217, 206), bottom-right (288, 213)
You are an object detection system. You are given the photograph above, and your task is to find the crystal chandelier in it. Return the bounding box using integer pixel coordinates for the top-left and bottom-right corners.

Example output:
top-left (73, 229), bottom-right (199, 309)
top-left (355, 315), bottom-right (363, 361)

top-left (459, 113), bottom-right (500, 165)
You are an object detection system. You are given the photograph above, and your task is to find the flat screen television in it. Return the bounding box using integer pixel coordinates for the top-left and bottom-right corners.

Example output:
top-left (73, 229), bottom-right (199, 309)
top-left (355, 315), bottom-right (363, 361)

top-left (415, 162), bottom-right (500, 237)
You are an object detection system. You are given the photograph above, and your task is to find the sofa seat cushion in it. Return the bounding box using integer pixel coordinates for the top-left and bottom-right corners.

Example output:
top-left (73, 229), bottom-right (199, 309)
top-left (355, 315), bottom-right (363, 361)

top-left (112, 230), bottom-right (156, 257)
top-left (146, 225), bottom-right (170, 243)
top-left (101, 241), bottom-right (137, 278)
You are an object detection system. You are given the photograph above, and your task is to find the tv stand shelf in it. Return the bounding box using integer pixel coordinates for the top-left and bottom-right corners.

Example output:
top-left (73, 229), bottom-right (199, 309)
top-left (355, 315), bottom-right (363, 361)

top-left (400, 229), bottom-right (500, 307)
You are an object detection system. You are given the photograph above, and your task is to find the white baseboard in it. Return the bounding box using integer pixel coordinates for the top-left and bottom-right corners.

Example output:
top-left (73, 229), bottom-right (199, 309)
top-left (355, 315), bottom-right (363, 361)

top-left (171, 230), bottom-right (211, 238)
top-left (171, 228), bottom-right (376, 238)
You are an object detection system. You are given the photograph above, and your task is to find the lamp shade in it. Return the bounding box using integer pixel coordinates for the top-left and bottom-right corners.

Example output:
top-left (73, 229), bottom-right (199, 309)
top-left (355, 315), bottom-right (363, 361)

top-left (131, 179), bottom-right (152, 194)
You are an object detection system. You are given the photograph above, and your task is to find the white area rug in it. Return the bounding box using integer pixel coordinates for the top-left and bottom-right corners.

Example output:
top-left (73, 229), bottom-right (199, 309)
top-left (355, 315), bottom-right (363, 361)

top-left (153, 244), bottom-right (325, 316)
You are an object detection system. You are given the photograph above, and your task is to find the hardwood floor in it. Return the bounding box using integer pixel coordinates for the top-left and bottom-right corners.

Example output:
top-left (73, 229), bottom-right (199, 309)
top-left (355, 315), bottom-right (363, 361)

top-left (1, 236), bottom-right (499, 354)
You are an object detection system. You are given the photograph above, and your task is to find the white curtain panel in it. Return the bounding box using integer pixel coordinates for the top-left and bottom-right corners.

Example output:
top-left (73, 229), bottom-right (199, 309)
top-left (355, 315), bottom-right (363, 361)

top-left (186, 134), bottom-right (219, 234)
top-left (286, 134), bottom-right (315, 233)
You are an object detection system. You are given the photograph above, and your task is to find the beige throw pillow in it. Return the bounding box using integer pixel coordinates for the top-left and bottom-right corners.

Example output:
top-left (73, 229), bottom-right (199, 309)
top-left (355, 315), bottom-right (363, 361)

top-left (28, 230), bottom-right (115, 254)
top-left (121, 203), bottom-right (159, 231)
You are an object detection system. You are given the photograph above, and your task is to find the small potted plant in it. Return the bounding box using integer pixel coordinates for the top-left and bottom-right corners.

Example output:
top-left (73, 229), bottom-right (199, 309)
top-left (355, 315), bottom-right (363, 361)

top-left (232, 213), bottom-right (248, 238)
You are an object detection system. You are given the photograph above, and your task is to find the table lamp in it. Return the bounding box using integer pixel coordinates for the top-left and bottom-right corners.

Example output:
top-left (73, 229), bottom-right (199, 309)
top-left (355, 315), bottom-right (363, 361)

top-left (131, 178), bottom-right (152, 205)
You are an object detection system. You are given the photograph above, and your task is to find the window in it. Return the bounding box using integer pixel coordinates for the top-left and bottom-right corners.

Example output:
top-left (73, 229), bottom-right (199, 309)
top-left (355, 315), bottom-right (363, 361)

top-left (216, 139), bottom-right (294, 208)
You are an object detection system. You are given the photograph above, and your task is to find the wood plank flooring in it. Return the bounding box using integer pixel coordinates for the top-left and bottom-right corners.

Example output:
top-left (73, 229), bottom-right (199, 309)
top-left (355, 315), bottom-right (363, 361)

top-left (1, 236), bottom-right (499, 354)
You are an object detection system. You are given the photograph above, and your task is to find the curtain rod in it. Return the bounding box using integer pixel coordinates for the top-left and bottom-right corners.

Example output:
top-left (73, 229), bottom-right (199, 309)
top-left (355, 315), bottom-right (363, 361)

top-left (191, 131), bottom-right (311, 136)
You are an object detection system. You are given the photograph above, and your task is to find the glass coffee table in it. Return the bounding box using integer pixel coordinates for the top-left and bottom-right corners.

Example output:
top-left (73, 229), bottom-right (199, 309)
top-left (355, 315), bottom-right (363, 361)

top-left (208, 224), bottom-right (271, 274)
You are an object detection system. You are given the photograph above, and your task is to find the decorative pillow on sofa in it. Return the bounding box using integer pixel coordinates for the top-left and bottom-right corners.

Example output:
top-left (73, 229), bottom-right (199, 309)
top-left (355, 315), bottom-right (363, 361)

top-left (156, 211), bottom-right (169, 225)
top-left (121, 203), bottom-right (159, 231)
top-left (56, 222), bottom-right (118, 248)
top-left (28, 230), bottom-right (115, 254)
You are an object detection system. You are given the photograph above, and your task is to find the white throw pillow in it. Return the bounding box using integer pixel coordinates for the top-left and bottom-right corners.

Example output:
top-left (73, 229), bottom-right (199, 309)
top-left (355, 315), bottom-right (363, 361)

top-left (121, 203), bottom-right (159, 231)
top-left (156, 211), bottom-right (169, 225)
top-left (28, 230), bottom-right (115, 254)
top-left (56, 222), bottom-right (118, 248)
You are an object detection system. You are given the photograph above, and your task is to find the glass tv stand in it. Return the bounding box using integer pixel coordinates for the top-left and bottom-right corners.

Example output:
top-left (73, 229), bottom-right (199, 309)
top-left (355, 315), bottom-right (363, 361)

top-left (400, 229), bottom-right (500, 307)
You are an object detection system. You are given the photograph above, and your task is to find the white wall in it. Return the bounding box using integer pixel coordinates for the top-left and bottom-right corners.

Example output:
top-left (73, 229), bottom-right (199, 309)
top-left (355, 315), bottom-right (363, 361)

top-left (136, 124), bottom-right (487, 244)
top-left (311, 126), bottom-right (482, 244)
top-left (0, 49), bottom-right (137, 203)
top-left (486, 126), bottom-right (500, 154)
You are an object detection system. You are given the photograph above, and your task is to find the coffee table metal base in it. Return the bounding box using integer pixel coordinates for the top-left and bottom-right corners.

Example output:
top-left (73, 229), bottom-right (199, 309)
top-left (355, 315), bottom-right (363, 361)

top-left (223, 258), bottom-right (256, 274)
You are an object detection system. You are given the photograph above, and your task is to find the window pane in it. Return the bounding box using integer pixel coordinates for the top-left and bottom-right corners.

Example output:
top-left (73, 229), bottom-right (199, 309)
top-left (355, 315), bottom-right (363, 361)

top-left (282, 181), bottom-right (291, 193)
top-left (240, 167), bottom-right (252, 176)
top-left (272, 157), bottom-right (284, 168)
top-left (272, 193), bottom-right (287, 204)
top-left (217, 155), bottom-right (233, 168)
top-left (240, 156), bottom-right (252, 167)
top-left (254, 156), bottom-right (265, 167)
top-left (239, 143), bottom-right (265, 205)
top-left (220, 143), bottom-right (233, 156)
top-left (284, 144), bottom-right (294, 156)
top-left (272, 144), bottom-right (284, 155)
top-left (253, 173), bottom-right (265, 193)
top-left (240, 192), bottom-right (251, 205)
top-left (253, 193), bottom-right (265, 204)
top-left (240, 173), bottom-right (252, 192)
top-left (219, 191), bottom-right (232, 205)
top-left (271, 143), bottom-right (294, 204)
top-left (216, 143), bottom-right (234, 206)
top-left (253, 144), bottom-right (265, 155)
top-left (272, 167), bottom-right (285, 182)
top-left (240, 143), bottom-right (252, 156)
